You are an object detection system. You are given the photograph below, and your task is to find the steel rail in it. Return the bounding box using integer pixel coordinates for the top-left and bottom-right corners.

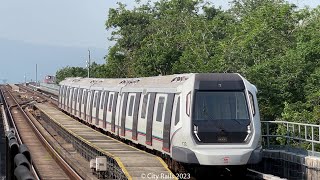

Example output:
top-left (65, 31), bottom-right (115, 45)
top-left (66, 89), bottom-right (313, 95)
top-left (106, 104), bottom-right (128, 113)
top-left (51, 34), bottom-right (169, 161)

top-left (247, 168), bottom-right (287, 180)
top-left (0, 87), bottom-right (41, 180)
top-left (17, 84), bottom-right (58, 106)
top-left (1, 86), bottom-right (82, 180)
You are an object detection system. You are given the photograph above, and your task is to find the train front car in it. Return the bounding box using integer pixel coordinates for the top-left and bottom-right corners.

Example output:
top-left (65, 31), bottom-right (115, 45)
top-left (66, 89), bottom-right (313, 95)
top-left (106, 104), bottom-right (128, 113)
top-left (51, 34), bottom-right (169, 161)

top-left (171, 73), bottom-right (262, 169)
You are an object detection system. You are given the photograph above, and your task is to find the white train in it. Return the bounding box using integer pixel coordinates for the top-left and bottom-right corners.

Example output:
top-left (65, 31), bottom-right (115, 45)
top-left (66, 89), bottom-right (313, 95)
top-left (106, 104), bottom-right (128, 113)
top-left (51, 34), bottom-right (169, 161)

top-left (58, 73), bottom-right (262, 167)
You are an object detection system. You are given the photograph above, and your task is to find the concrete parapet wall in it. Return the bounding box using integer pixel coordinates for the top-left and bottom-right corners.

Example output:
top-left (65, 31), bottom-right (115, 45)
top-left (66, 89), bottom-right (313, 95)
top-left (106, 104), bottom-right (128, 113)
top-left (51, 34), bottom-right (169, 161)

top-left (255, 149), bottom-right (320, 180)
top-left (305, 156), bottom-right (320, 180)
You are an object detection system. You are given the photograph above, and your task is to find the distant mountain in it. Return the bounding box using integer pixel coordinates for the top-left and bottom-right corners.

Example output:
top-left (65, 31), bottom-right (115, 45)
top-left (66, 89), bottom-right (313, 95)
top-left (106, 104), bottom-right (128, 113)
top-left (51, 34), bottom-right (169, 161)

top-left (0, 38), bottom-right (107, 83)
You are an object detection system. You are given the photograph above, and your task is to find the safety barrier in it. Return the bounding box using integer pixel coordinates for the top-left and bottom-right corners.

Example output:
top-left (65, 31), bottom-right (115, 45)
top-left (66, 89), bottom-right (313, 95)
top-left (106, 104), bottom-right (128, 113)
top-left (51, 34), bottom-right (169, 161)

top-left (261, 120), bottom-right (320, 156)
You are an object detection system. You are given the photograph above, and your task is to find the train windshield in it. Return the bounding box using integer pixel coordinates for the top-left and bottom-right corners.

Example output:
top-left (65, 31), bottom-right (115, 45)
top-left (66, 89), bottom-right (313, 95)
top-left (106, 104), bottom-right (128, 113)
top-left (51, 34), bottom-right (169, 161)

top-left (192, 91), bottom-right (251, 143)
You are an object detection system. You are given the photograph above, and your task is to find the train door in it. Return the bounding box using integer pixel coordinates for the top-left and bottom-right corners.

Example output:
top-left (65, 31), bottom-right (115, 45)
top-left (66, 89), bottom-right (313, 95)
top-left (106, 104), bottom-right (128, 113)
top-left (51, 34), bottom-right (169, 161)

top-left (61, 85), bottom-right (64, 109)
top-left (167, 94), bottom-right (180, 153)
top-left (111, 92), bottom-right (119, 133)
top-left (58, 86), bottom-right (63, 108)
top-left (137, 94), bottom-right (149, 144)
top-left (72, 88), bottom-right (78, 115)
top-left (95, 91), bottom-right (101, 126)
top-left (76, 88), bottom-right (83, 118)
top-left (143, 93), bottom-right (156, 147)
top-left (106, 92), bottom-right (114, 132)
top-left (66, 87), bottom-right (71, 112)
top-left (124, 94), bottom-right (135, 139)
top-left (131, 93), bottom-right (141, 141)
top-left (81, 89), bottom-right (88, 120)
top-left (124, 93), bottom-right (135, 139)
top-left (106, 92), bottom-right (118, 133)
top-left (63, 86), bottom-right (69, 111)
top-left (59, 85), bottom-right (65, 109)
top-left (99, 91), bottom-right (108, 129)
top-left (116, 92), bottom-right (127, 136)
top-left (97, 91), bottom-right (106, 128)
top-left (86, 90), bottom-right (94, 123)
top-left (92, 90), bottom-right (101, 126)
top-left (152, 94), bottom-right (167, 150)
top-left (68, 88), bottom-right (74, 113)
top-left (65, 87), bottom-right (69, 111)
top-left (119, 92), bottom-right (129, 138)
top-left (70, 87), bottom-right (75, 114)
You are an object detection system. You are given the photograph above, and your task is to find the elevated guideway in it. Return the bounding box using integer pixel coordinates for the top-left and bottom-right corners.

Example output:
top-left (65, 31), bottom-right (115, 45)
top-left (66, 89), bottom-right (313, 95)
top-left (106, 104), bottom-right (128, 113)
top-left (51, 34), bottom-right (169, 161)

top-left (35, 103), bottom-right (177, 180)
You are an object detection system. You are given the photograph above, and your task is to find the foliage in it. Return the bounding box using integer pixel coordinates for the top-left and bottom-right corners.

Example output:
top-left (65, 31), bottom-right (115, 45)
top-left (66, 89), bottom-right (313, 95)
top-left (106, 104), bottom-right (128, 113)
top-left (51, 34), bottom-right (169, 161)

top-left (56, 0), bottom-right (320, 125)
top-left (55, 62), bottom-right (107, 83)
top-left (56, 66), bottom-right (87, 83)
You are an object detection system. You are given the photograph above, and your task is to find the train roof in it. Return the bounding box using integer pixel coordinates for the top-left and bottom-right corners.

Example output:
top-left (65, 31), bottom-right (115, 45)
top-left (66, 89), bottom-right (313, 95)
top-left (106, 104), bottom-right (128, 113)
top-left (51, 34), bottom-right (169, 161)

top-left (60, 73), bottom-right (190, 88)
top-left (59, 73), bottom-right (249, 92)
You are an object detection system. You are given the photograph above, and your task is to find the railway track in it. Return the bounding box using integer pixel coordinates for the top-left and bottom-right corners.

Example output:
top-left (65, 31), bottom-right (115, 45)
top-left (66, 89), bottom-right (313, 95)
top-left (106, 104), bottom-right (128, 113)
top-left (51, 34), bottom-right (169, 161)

top-left (0, 85), bottom-right (81, 180)
top-left (17, 84), bottom-right (58, 106)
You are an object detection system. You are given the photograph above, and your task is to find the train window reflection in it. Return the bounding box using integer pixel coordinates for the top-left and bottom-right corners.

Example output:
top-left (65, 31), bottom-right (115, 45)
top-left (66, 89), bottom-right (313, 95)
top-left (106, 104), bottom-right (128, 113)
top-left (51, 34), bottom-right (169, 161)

top-left (174, 97), bottom-right (180, 126)
top-left (156, 97), bottom-right (165, 122)
top-left (141, 95), bottom-right (148, 119)
top-left (193, 91), bottom-right (249, 121)
top-left (128, 95), bottom-right (134, 116)
top-left (248, 91), bottom-right (255, 116)
top-left (108, 94), bottom-right (114, 112)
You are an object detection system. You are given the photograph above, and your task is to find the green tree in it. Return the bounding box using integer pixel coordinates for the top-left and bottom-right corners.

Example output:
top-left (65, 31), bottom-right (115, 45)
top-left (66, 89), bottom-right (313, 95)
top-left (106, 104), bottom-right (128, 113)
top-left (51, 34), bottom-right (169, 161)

top-left (55, 66), bottom-right (87, 83)
top-left (56, 0), bottom-right (320, 125)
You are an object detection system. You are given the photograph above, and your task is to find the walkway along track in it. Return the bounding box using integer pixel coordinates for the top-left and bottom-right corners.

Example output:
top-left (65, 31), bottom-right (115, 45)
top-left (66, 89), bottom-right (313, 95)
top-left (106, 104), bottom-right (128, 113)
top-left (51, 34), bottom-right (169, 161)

top-left (0, 85), bottom-right (81, 180)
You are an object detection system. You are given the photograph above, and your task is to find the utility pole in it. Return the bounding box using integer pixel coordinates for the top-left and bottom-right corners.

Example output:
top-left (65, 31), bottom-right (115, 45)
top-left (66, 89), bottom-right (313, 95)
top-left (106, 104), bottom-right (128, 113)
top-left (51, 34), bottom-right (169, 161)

top-left (86, 49), bottom-right (91, 78)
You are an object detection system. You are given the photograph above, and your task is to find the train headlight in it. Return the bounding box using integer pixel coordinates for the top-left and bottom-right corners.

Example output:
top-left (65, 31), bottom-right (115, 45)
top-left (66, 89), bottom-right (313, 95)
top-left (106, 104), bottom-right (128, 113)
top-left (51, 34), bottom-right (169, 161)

top-left (244, 123), bottom-right (253, 143)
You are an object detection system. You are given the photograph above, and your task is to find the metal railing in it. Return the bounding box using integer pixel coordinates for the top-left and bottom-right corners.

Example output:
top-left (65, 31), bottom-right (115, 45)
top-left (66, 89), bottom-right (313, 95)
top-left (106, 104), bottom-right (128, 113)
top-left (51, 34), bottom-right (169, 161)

top-left (261, 121), bottom-right (320, 156)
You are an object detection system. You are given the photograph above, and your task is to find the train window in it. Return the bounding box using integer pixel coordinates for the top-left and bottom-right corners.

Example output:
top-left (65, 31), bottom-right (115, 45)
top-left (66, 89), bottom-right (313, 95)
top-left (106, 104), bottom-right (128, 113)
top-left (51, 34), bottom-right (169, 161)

top-left (82, 90), bottom-right (87, 104)
top-left (70, 88), bottom-right (74, 102)
top-left (73, 89), bottom-right (76, 101)
top-left (59, 86), bottom-right (63, 102)
top-left (248, 91), bottom-right (256, 116)
top-left (78, 89), bottom-right (82, 103)
top-left (66, 88), bottom-right (69, 101)
top-left (93, 92), bottom-right (97, 108)
top-left (59, 86), bottom-right (62, 96)
top-left (175, 97), bottom-right (180, 126)
top-left (65, 87), bottom-right (68, 98)
top-left (108, 94), bottom-right (114, 112)
top-left (156, 97), bottom-right (165, 122)
top-left (128, 95), bottom-right (134, 116)
top-left (73, 89), bottom-right (78, 101)
top-left (141, 95), bottom-right (148, 119)
top-left (193, 92), bottom-right (249, 120)
top-left (100, 92), bottom-right (106, 109)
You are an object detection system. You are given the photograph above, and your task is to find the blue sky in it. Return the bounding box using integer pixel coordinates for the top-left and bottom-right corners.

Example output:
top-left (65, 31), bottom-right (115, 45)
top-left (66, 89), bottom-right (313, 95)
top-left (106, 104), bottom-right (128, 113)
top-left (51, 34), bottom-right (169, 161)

top-left (0, 0), bottom-right (318, 83)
